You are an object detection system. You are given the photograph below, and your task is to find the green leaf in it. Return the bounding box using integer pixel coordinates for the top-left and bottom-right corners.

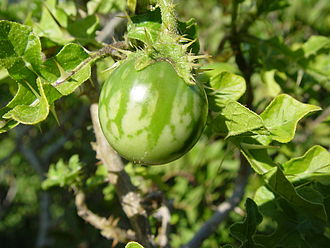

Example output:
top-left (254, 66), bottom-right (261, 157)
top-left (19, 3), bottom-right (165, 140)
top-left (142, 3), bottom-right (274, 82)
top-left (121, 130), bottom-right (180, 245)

top-left (127, 0), bottom-right (137, 13)
top-left (3, 78), bottom-right (49, 124)
top-left (230, 198), bottom-right (264, 248)
top-left (52, 43), bottom-right (91, 95)
top-left (67, 15), bottom-right (100, 40)
top-left (0, 20), bottom-right (42, 71)
top-left (260, 94), bottom-right (321, 143)
top-left (213, 101), bottom-right (265, 137)
top-left (0, 119), bottom-right (18, 134)
top-left (34, 5), bottom-right (72, 44)
top-left (234, 136), bottom-right (276, 175)
top-left (283, 145), bottom-right (330, 185)
top-left (125, 241), bottom-right (144, 248)
top-left (254, 186), bottom-right (276, 216)
top-left (264, 166), bottom-right (328, 222)
top-left (257, 0), bottom-right (289, 14)
top-left (127, 8), bottom-right (162, 44)
top-left (87, 0), bottom-right (126, 15)
top-left (207, 72), bottom-right (246, 109)
top-left (42, 155), bottom-right (83, 189)
top-left (254, 186), bottom-right (330, 248)
top-left (303, 36), bottom-right (330, 57)
top-left (260, 70), bottom-right (281, 97)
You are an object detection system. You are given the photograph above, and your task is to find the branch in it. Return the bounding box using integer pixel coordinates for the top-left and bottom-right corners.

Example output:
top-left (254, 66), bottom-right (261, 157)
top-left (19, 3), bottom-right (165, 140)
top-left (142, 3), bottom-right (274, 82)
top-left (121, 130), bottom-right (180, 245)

top-left (74, 187), bottom-right (134, 243)
top-left (90, 103), bottom-right (154, 248)
top-left (181, 154), bottom-right (250, 248)
top-left (51, 42), bottom-right (127, 87)
top-left (154, 204), bottom-right (171, 248)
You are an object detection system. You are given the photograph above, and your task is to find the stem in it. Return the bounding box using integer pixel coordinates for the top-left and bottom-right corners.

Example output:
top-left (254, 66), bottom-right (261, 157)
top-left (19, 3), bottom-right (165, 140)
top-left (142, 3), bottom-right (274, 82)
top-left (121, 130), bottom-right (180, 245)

top-left (157, 0), bottom-right (178, 35)
top-left (229, 0), bottom-right (254, 108)
top-left (51, 42), bottom-right (127, 88)
top-left (90, 104), bottom-right (154, 248)
top-left (231, 0), bottom-right (239, 34)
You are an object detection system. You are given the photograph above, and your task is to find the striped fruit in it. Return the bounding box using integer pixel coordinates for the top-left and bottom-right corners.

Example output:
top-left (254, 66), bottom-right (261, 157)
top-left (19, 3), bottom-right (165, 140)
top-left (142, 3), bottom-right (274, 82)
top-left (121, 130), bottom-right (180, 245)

top-left (98, 58), bottom-right (208, 165)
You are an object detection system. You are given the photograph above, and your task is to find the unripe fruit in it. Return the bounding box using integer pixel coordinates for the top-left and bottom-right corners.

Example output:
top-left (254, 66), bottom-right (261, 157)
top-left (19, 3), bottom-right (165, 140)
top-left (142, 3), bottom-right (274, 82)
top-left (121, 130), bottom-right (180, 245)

top-left (99, 59), bottom-right (208, 165)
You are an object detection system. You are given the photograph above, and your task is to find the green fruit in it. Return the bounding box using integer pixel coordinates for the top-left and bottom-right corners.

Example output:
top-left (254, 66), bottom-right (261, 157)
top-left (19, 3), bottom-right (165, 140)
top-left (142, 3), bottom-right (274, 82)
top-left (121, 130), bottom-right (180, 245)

top-left (98, 58), bottom-right (208, 165)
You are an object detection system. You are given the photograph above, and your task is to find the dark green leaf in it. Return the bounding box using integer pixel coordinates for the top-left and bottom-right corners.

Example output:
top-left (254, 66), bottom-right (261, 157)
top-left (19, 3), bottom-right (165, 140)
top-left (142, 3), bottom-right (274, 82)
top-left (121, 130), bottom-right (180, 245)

top-left (127, 8), bottom-right (162, 44)
top-left (230, 198), bottom-right (264, 248)
top-left (67, 15), bottom-right (100, 40)
top-left (177, 18), bottom-right (200, 54)
top-left (264, 167), bottom-right (327, 222)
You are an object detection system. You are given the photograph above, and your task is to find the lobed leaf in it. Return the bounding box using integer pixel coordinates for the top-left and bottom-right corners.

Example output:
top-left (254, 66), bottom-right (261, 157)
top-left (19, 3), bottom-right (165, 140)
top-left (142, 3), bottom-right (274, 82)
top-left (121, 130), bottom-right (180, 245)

top-left (260, 94), bottom-right (321, 143)
top-left (34, 5), bottom-right (72, 44)
top-left (209, 72), bottom-right (246, 107)
top-left (0, 21), bottom-right (93, 131)
top-left (3, 78), bottom-right (49, 124)
top-left (229, 198), bottom-right (264, 248)
top-left (0, 20), bottom-right (42, 72)
top-left (283, 145), bottom-right (330, 185)
top-left (213, 100), bottom-right (265, 137)
top-left (264, 166), bottom-right (328, 222)
top-left (52, 43), bottom-right (92, 95)
top-left (254, 184), bottom-right (330, 247)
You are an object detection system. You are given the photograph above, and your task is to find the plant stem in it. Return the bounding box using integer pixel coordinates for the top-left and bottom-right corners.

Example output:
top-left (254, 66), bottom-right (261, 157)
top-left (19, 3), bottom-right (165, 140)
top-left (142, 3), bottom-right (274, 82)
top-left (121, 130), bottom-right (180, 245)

top-left (157, 0), bottom-right (178, 36)
top-left (90, 104), bottom-right (154, 248)
top-left (229, 0), bottom-right (254, 108)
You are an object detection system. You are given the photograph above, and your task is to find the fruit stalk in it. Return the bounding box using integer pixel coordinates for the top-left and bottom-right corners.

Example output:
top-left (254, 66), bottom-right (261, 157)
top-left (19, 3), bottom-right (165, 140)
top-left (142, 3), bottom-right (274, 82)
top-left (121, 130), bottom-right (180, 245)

top-left (157, 0), bottom-right (178, 37)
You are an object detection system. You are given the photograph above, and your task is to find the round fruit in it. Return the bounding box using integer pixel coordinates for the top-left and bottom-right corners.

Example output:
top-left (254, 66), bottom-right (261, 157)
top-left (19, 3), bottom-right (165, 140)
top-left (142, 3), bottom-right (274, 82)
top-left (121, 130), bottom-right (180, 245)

top-left (98, 58), bottom-right (208, 165)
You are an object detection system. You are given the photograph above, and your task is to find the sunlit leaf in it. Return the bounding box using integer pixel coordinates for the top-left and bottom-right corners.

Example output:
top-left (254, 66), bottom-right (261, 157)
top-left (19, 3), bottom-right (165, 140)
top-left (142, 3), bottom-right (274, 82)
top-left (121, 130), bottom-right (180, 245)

top-left (303, 35), bottom-right (330, 57)
top-left (260, 70), bottom-right (281, 97)
top-left (125, 241), bottom-right (144, 248)
top-left (3, 78), bottom-right (49, 124)
top-left (260, 94), bottom-right (321, 143)
top-left (213, 101), bottom-right (264, 137)
top-left (283, 145), bottom-right (330, 184)
top-left (42, 155), bottom-right (83, 189)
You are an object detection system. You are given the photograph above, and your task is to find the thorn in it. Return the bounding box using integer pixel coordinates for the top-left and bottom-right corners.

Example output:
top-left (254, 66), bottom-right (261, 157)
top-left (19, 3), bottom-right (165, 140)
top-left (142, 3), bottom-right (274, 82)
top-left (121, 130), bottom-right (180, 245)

top-left (182, 39), bottom-right (197, 50)
top-left (192, 63), bottom-right (202, 68)
top-left (189, 54), bottom-right (211, 60)
top-left (195, 68), bottom-right (214, 73)
top-left (102, 62), bottom-right (120, 73)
